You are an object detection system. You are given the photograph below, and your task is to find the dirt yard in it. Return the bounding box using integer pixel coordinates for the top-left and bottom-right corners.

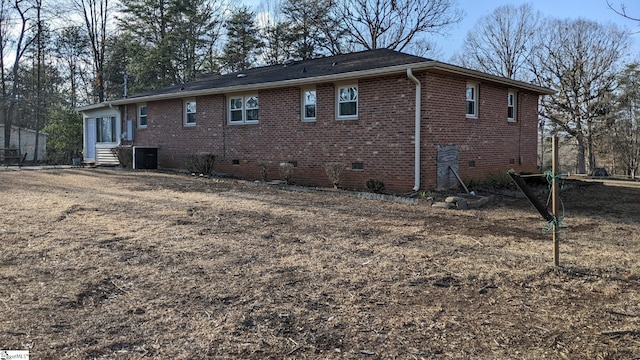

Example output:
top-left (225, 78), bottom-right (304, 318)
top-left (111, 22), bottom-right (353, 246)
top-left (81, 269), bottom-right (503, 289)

top-left (0, 168), bottom-right (639, 359)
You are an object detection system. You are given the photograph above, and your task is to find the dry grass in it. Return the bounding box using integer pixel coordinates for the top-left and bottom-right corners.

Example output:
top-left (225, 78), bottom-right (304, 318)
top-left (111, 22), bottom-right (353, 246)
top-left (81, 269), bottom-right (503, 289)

top-left (1, 168), bottom-right (639, 359)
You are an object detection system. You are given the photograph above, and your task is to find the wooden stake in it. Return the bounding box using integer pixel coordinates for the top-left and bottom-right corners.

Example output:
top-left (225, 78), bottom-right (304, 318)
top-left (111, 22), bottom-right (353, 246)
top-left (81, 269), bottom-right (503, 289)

top-left (448, 166), bottom-right (469, 194)
top-left (552, 136), bottom-right (560, 267)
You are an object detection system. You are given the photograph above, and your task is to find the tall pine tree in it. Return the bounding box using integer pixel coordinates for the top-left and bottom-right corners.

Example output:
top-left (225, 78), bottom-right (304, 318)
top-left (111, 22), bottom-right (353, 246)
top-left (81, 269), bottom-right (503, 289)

top-left (282, 0), bottom-right (344, 59)
top-left (115, 0), bottom-right (224, 91)
top-left (222, 7), bottom-right (262, 72)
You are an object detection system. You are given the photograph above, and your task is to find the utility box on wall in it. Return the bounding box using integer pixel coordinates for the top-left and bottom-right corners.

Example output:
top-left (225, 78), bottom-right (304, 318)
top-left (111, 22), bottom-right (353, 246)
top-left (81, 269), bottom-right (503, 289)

top-left (133, 147), bottom-right (157, 169)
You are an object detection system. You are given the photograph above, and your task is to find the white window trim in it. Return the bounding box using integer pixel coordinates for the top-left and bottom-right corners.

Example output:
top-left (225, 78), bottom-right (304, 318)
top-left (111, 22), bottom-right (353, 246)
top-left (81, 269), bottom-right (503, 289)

top-left (466, 82), bottom-right (478, 119)
top-left (96, 115), bottom-right (118, 143)
top-left (302, 87), bottom-right (317, 122)
top-left (138, 103), bottom-right (147, 128)
top-left (228, 94), bottom-right (259, 125)
top-left (336, 83), bottom-right (358, 120)
top-left (184, 98), bottom-right (196, 126)
top-left (507, 90), bottom-right (517, 122)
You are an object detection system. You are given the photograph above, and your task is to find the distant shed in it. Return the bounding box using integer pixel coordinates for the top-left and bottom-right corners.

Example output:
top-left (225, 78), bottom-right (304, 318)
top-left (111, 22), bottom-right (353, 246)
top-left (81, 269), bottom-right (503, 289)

top-left (0, 125), bottom-right (48, 161)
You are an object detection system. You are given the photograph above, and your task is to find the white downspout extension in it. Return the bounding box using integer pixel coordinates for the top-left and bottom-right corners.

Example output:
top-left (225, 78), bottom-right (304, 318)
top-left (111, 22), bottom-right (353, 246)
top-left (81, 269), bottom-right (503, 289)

top-left (406, 68), bottom-right (421, 191)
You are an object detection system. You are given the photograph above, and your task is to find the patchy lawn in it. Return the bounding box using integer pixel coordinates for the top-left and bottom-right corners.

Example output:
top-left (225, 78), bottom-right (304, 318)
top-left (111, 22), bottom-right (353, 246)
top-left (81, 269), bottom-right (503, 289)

top-left (0, 169), bottom-right (639, 359)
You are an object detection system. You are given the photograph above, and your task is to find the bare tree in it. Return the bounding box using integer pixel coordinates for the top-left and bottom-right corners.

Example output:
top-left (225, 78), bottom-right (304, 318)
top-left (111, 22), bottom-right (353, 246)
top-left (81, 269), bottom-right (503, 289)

top-left (73, 0), bottom-right (110, 103)
top-left (530, 18), bottom-right (629, 174)
top-left (32, 0), bottom-right (43, 161)
top-left (607, 1), bottom-right (640, 22)
top-left (610, 63), bottom-right (640, 177)
top-left (54, 26), bottom-right (89, 108)
top-left (1, 0), bottom-right (37, 148)
top-left (454, 4), bottom-right (540, 80)
top-left (338, 0), bottom-right (463, 52)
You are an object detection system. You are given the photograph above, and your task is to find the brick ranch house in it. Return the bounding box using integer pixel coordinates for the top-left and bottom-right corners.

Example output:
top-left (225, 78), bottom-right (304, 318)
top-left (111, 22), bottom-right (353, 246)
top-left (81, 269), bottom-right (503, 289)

top-left (78, 49), bottom-right (553, 193)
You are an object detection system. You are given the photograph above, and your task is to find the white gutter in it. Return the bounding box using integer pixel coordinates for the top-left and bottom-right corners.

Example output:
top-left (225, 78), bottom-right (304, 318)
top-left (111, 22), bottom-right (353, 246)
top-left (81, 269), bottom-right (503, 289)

top-left (406, 68), bottom-right (421, 192)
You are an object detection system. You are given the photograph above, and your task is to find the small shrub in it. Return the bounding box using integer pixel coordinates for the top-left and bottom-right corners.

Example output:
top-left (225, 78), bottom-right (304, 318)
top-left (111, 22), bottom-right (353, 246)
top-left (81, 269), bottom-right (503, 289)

top-left (478, 171), bottom-right (518, 190)
top-left (186, 153), bottom-right (216, 175)
top-left (111, 146), bottom-right (133, 168)
top-left (418, 190), bottom-right (434, 199)
top-left (487, 172), bottom-right (518, 190)
top-left (467, 172), bottom-right (518, 191)
top-left (324, 162), bottom-right (346, 189)
top-left (366, 179), bottom-right (385, 193)
top-left (279, 162), bottom-right (294, 184)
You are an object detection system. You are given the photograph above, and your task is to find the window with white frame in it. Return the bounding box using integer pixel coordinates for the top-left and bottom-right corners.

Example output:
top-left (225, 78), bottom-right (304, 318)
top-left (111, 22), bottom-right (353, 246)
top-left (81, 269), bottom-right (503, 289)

top-left (507, 91), bottom-right (517, 121)
top-left (337, 84), bottom-right (358, 119)
top-left (466, 83), bottom-right (478, 118)
top-left (228, 94), bottom-right (259, 124)
top-left (96, 116), bottom-right (117, 142)
top-left (184, 99), bottom-right (196, 126)
top-left (138, 104), bottom-right (147, 128)
top-left (302, 88), bottom-right (316, 121)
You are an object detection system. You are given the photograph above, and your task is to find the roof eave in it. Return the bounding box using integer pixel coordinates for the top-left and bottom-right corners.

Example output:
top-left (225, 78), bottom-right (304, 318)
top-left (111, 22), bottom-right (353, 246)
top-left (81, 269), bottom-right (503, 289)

top-left (427, 62), bottom-right (555, 95)
top-left (76, 102), bottom-right (115, 112)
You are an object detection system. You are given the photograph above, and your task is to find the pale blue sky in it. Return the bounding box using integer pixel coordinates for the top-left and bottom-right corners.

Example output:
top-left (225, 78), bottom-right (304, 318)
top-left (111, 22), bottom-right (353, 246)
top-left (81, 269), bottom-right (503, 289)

top-left (242, 0), bottom-right (640, 62)
top-left (443, 0), bottom-right (640, 61)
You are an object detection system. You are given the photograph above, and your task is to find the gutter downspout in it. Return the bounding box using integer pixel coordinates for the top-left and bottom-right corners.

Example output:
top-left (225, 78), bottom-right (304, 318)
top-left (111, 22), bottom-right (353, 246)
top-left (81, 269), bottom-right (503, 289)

top-left (407, 68), bottom-right (421, 191)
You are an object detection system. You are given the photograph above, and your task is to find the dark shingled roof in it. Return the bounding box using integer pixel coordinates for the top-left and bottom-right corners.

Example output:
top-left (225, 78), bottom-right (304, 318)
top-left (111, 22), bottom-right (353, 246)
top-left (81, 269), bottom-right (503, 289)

top-left (77, 48), bottom-right (553, 111)
top-left (127, 49), bottom-right (430, 99)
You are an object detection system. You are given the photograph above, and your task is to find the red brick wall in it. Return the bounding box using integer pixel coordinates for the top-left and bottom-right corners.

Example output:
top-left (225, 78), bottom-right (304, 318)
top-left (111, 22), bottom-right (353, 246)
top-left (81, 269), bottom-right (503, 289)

top-left (420, 72), bottom-right (538, 189)
top-left (210, 77), bottom-right (417, 191)
top-left (131, 70), bottom-right (540, 193)
top-left (131, 96), bottom-right (225, 169)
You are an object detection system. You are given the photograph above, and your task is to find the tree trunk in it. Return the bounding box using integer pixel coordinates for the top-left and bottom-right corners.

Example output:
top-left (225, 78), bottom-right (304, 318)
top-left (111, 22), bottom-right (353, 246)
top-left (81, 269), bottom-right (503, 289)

top-left (576, 133), bottom-right (586, 174)
top-left (3, 2), bottom-right (36, 150)
top-left (33, 3), bottom-right (42, 162)
top-left (539, 119), bottom-right (545, 169)
top-left (3, 108), bottom-right (10, 148)
top-left (95, 66), bottom-right (104, 103)
top-left (587, 132), bottom-right (596, 174)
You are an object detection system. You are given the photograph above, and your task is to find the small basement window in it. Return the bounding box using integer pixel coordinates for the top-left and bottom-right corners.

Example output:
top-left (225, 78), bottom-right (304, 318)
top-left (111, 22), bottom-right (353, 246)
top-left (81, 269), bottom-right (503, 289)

top-left (352, 162), bottom-right (364, 170)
